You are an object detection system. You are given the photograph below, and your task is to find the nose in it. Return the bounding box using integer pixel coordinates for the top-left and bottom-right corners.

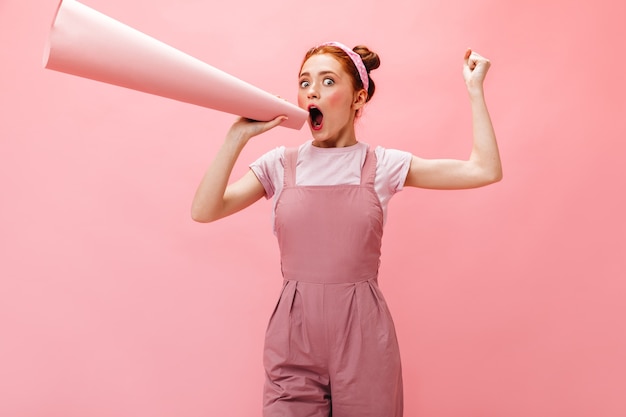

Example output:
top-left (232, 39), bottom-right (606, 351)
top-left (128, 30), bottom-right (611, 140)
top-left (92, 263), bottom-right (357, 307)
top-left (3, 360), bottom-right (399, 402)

top-left (306, 82), bottom-right (319, 99)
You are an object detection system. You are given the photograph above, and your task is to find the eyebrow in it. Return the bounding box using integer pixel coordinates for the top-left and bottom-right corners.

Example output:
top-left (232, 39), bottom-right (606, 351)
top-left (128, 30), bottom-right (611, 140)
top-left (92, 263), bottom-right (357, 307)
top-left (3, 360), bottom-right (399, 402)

top-left (299, 70), bottom-right (339, 78)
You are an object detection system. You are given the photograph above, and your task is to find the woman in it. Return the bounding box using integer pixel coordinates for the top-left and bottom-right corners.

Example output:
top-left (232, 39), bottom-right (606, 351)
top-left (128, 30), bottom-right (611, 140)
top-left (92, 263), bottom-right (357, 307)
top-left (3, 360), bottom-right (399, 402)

top-left (191, 42), bottom-right (501, 417)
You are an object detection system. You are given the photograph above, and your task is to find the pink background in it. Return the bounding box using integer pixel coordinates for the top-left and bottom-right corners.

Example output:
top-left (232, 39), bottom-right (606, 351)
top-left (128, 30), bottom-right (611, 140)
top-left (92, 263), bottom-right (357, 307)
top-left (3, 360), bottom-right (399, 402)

top-left (1, 0), bottom-right (625, 416)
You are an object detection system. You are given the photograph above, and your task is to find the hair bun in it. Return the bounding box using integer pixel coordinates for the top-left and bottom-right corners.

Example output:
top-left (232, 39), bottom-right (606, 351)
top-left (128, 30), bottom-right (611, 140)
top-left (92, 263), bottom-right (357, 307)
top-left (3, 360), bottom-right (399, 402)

top-left (353, 45), bottom-right (381, 73)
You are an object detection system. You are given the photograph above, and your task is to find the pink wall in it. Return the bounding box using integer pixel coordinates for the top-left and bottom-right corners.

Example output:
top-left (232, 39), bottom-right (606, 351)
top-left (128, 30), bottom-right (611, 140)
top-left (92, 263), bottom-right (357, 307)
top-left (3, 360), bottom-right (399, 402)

top-left (1, 0), bottom-right (625, 416)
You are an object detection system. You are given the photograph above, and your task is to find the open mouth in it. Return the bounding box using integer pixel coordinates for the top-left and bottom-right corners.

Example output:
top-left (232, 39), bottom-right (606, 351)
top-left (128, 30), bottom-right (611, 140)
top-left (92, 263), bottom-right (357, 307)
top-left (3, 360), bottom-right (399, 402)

top-left (309, 106), bottom-right (323, 130)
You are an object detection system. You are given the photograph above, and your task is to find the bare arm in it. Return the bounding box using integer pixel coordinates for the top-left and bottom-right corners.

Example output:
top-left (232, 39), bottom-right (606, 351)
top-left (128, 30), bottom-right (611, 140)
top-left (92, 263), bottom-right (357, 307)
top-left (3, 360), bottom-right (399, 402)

top-left (191, 115), bottom-right (287, 223)
top-left (405, 49), bottom-right (502, 190)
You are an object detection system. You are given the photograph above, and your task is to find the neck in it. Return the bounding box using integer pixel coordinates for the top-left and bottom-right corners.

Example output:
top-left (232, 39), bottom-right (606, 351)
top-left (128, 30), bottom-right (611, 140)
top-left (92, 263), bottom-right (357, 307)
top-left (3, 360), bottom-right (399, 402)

top-left (311, 117), bottom-right (358, 148)
top-left (312, 136), bottom-right (358, 148)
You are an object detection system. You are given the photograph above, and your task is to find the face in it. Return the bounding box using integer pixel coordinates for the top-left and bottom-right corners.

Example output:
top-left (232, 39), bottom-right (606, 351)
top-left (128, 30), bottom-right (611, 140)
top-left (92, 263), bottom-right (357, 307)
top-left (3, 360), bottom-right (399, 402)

top-left (298, 54), bottom-right (366, 147)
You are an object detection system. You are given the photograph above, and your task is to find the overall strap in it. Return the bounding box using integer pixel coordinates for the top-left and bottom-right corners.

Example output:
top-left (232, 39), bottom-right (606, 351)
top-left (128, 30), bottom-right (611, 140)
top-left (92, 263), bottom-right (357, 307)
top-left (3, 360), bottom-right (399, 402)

top-left (360, 147), bottom-right (377, 187)
top-left (283, 147), bottom-right (299, 188)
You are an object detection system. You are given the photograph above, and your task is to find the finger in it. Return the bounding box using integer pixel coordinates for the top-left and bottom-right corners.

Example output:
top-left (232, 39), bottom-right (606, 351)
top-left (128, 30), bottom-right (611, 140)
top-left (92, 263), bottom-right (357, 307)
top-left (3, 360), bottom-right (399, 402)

top-left (464, 48), bottom-right (477, 71)
top-left (264, 115), bottom-right (288, 131)
top-left (469, 50), bottom-right (490, 65)
top-left (275, 115), bottom-right (288, 124)
top-left (467, 55), bottom-right (477, 71)
top-left (471, 54), bottom-right (490, 72)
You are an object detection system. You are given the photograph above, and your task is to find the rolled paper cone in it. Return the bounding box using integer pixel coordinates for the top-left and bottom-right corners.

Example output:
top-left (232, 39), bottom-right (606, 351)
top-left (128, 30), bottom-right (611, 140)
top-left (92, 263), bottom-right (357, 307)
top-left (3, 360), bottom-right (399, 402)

top-left (43, 0), bottom-right (308, 130)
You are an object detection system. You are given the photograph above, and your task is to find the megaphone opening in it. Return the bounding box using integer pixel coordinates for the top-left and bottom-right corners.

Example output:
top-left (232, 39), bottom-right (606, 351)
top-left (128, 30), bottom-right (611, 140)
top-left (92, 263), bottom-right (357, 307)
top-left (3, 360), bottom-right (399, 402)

top-left (43, 0), bottom-right (65, 68)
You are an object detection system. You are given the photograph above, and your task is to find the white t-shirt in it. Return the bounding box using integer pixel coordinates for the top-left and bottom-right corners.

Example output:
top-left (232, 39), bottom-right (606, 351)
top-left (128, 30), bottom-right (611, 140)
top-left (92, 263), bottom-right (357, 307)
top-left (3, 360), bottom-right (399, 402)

top-left (250, 141), bottom-right (412, 233)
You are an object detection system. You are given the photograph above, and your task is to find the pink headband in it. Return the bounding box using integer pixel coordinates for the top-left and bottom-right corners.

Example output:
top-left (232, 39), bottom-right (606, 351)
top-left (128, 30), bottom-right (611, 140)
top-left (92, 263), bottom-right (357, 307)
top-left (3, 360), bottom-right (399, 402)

top-left (320, 41), bottom-right (369, 93)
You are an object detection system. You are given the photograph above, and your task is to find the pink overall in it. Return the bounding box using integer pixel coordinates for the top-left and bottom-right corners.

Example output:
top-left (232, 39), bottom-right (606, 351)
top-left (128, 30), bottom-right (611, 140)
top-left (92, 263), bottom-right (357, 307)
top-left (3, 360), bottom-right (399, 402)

top-left (263, 147), bottom-right (403, 417)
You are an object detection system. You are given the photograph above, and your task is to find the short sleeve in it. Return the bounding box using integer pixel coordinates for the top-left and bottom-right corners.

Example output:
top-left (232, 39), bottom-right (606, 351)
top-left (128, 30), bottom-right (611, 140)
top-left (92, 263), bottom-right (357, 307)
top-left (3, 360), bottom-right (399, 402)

top-left (249, 146), bottom-right (285, 200)
top-left (374, 146), bottom-right (413, 194)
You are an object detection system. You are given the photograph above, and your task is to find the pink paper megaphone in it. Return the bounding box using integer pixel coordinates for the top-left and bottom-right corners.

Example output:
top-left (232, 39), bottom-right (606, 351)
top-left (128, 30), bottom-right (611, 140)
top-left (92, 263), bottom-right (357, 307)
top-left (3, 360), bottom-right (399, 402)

top-left (43, 0), bottom-right (308, 129)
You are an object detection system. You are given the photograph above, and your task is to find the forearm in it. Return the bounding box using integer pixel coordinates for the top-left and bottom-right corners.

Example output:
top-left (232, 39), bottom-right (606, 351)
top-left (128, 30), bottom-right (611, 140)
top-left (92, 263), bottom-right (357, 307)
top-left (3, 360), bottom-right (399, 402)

top-left (191, 131), bottom-right (249, 222)
top-left (468, 87), bottom-right (502, 183)
top-left (190, 115), bottom-right (287, 222)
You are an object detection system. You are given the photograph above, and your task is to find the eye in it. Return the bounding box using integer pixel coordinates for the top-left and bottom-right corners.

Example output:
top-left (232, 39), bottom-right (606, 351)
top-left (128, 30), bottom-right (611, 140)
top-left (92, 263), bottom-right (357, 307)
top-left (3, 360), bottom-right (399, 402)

top-left (323, 78), bottom-right (335, 86)
top-left (300, 80), bottom-right (310, 88)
